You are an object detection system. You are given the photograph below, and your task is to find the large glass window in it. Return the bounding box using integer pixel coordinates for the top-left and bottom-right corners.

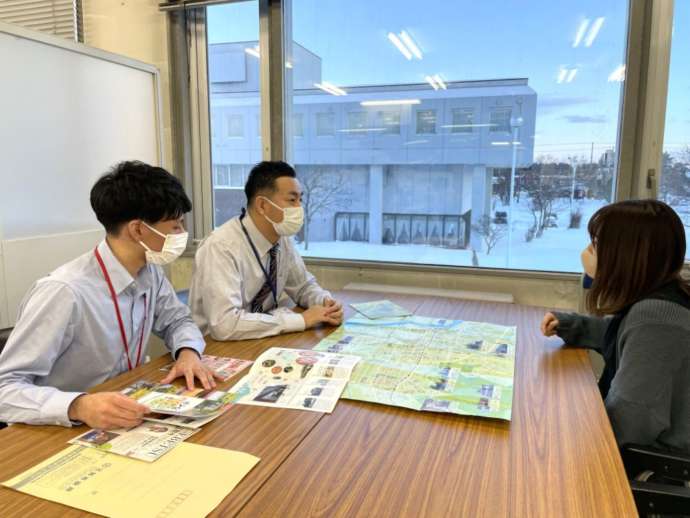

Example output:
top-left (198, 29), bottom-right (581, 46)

top-left (207, 1), bottom-right (261, 227)
top-left (661, 1), bottom-right (690, 256)
top-left (283, 0), bottom-right (628, 272)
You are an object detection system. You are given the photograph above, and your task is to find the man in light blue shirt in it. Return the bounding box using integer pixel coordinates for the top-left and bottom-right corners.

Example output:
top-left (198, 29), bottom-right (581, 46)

top-left (0, 161), bottom-right (220, 429)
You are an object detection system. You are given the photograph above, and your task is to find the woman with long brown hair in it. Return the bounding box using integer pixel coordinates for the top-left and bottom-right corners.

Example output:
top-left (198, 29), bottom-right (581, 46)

top-left (541, 199), bottom-right (690, 454)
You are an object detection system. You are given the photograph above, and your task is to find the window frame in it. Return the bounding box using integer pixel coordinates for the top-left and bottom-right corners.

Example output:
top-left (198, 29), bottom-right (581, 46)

top-left (415, 109), bottom-right (437, 135)
top-left (489, 106), bottom-right (512, 134)
top-left (173, 0), bottom-right (676, 275)
top-left (450, 107), bottom-right (474, 134)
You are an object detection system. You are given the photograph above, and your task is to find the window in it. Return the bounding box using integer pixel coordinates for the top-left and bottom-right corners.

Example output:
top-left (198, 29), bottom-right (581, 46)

top-left (0, 0), bottom-right (82, 41)
top-left (213, 164), bottom-right (248, 188)
top-left (316, 112), bottom-right (335, 136)
top-left (198, 0), bottom-right (629, 272)
top-left (226, 114), bottom-right (244, 138)
top-left (378, 110), bottom-right (401, 135)
top-left (347, 112), bottom-right (367, 132)
top-left (206, 1), bottom-right (260, 228)
top-left (283, 0), bottom-right (629, 271)
top-left (293, 113), bottom-right (304, 137)
top-left (661, 0), bottom-right (690, 257)
top-left (416, 110), bottom-right (437, 135)
top-left (214, 165), bottom-right (230, 186)
top-left (451, 108), bottom-right (474, 134)
top-left (490, 107), bottom-right (512, 133)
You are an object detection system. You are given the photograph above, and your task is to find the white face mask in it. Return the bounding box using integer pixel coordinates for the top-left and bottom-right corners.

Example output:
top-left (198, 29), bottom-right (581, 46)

top-left (139, 222), bottom-right (188, 265)
top-left (260, 196), bottom-right (304, 236)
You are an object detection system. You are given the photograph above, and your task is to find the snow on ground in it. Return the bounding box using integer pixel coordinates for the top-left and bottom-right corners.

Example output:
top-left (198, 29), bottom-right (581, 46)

top-left (297, 198), bottom-right (606, 273)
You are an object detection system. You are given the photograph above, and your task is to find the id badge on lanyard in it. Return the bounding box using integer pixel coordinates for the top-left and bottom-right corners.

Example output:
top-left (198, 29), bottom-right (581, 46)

top-left (94, 247), bottom-right (147, 370)
top-left (240, 210), bottom-right (278, 307)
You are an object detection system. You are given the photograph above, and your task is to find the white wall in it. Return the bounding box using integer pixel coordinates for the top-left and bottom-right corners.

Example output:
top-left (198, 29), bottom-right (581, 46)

top-left (0, 24), bottom-right (160, 328)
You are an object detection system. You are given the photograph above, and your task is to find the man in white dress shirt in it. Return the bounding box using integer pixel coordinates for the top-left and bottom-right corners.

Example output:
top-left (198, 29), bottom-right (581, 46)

top-left (190, 161), bottom-right (344, 341)
top-left (0, 161), bottom-right (220, 429)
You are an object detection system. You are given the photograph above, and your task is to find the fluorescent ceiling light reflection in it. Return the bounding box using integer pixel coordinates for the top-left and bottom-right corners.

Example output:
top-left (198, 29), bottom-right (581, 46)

top-left (361, 99), bottom-right (421, 106)
top-left (433, 74), bottom-right (447, 90)
top-left (585, 17), bottom-right (605, 47)
top-left (338, 128), bottom-right (386, 133)
top-left (566, 68), bottom-right (578, 83)
top-left (321, 81), bottom-right (346, 96)
top-left (245, 46), bottom-right (260, 58)
top-left (399, 31), bottom-right (423, 59)
top-left (557, 68), bottom-right (568, 84)
top-left (314, 82), bottom-right (346, 96)
top-left (607, 64), bottom-right (625, 82)
top-left (286, 61), bottom-right (293, 68)
top-left (425, 75), bottom-right (439, 90)
top-left (491, 141), bottom-right (511, 146)
top-left (388, 32), bottom-right (412, 60)
top-left (573, 19), bottom-right (590, 48)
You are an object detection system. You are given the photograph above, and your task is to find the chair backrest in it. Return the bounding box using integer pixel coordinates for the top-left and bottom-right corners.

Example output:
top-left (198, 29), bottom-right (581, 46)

top-left (623, 444), bottom-right (690, 516)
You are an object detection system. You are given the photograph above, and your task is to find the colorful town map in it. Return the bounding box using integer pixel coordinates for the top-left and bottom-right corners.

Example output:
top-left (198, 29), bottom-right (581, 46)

top-left (313, 315), bottom-right (517, 420)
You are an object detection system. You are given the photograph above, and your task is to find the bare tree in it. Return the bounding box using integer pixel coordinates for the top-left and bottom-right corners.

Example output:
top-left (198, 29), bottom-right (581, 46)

top-left (521, 163), bottom-right (566, 239)
top-left (300, 167), bottom-right (351, 250)
top-left (471, 215), bottom-right (506, 255)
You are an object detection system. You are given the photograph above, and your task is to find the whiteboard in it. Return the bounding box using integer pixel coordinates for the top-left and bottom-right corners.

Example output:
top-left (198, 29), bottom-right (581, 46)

top-left (0, 22), bottom-right (162, 327)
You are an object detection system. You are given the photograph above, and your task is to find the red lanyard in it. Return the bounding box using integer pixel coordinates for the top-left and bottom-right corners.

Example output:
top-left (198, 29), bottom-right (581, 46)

top-left (94, 247), bottom-right (147, 370)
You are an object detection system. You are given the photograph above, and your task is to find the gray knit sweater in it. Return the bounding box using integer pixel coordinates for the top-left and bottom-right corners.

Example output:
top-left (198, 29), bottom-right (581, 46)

top-left (554, 299), bottom-right (690, 454)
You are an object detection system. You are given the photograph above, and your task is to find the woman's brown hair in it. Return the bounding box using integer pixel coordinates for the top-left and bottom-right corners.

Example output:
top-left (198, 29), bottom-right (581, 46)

top-left (586, 199), bottom-right (690, 315)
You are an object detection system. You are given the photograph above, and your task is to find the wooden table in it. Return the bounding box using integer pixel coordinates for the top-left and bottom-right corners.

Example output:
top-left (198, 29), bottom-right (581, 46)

top-left (0, 291), bottom-right (636, 517)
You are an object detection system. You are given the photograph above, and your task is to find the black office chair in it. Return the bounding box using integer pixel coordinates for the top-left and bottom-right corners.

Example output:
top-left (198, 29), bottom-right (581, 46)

top-left (622, 444), bottom-right (690, 517)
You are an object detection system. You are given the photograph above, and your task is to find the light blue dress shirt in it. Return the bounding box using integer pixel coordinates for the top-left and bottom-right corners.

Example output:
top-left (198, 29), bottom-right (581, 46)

top-left (0, 239), bottom-right (205, 426)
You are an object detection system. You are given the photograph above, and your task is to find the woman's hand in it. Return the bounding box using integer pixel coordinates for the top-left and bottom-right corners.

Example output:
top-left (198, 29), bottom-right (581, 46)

top-left (541, 312), bottom-right (560, 337)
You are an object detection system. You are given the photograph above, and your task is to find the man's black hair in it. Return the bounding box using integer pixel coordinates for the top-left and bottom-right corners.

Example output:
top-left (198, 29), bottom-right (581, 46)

top-left (90, 161), bottom-right (192, 234)
top-left (245, 161), bottom-right (296, 206)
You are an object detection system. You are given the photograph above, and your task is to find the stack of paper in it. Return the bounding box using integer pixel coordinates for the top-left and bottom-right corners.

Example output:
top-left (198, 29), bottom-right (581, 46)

top-left (72, 356), bottom-right (251, 461)
top-left (2, 443), bottom-right (259, 518)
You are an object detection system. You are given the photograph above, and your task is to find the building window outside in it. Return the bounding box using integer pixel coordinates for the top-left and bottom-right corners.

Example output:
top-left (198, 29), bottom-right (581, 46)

top-left (214, 165), bottom-right (229, 186)
top-left (451, 108), bottom-right (474, 133)
top-left (416, 109), bottom-right (437, 134)
top-left (226, 113), bottom-right (244, 138)
top-left (378, 110), bottom-right (401, 134)
top-left (490, 107), bottom-right (512, 133)
top-left (347, 111), bottom-right (367, 131)
top-left (293, 113), bottom-right (304, 137)
top-left (213, 164), bottom-right (248, 188)
top-left (316, 112), bottom-right (335, 136)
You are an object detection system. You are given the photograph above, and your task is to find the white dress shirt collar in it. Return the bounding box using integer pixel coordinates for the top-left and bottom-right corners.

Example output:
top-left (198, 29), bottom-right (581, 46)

top-left (97, 239), bottom-right (153, 295)
top-left (242, 212), bottom-right (277, 259)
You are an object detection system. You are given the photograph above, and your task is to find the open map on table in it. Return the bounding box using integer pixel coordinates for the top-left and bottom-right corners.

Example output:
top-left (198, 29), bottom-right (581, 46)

top-left (313, 315), bottom-right (517, 420)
